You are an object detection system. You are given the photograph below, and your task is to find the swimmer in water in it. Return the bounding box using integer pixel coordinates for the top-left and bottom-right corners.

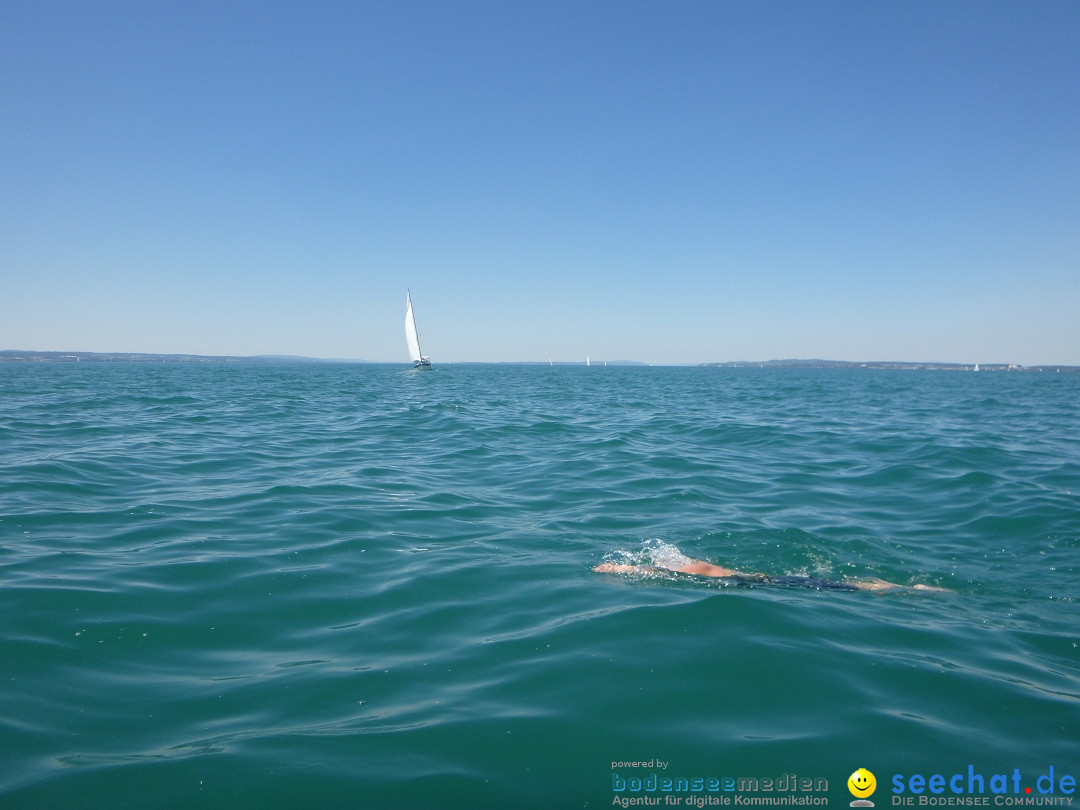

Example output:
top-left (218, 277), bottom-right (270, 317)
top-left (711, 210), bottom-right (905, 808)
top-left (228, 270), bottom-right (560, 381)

top-left (593, 557), bottom-right (951, 593)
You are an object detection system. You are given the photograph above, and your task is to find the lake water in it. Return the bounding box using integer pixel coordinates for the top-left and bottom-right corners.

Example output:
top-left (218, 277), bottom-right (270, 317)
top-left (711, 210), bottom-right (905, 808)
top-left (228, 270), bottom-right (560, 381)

top-left (2, 363), bottom-right (1078, 808)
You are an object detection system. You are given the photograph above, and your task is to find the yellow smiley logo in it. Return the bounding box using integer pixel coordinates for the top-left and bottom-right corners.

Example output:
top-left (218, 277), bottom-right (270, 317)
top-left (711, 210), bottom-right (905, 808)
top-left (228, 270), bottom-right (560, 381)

top-left (848, 768), bottom-right (877, 798)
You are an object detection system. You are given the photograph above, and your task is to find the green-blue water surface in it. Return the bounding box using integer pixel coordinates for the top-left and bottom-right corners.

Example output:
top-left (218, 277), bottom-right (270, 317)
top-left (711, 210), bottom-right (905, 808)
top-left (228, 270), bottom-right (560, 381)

top-left (2, 363), bottom-right (1078, 808)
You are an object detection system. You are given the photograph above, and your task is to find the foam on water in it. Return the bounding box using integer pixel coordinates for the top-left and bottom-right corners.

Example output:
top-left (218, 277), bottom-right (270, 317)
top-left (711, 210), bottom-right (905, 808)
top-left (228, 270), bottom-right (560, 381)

top-left (602, 538), bottom-right (696, 575)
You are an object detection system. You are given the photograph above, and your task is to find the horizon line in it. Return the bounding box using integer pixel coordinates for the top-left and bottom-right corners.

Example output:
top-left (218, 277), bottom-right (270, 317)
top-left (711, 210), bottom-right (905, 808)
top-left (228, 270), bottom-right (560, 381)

top-left (2, 350), bottom-right (1078, 371)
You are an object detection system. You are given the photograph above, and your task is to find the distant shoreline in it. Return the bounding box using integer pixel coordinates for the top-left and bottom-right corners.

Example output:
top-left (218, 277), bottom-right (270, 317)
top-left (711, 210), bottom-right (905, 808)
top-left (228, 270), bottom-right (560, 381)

top-left (700, 359), bottom-right (1080, 373)
top-left (2, 350), bottom-right (1077, 372)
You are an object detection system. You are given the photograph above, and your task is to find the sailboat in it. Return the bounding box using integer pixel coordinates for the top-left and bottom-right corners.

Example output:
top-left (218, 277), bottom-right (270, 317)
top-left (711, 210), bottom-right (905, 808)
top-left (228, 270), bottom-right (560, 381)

top-left (405, 290), bottom-right (432, 369)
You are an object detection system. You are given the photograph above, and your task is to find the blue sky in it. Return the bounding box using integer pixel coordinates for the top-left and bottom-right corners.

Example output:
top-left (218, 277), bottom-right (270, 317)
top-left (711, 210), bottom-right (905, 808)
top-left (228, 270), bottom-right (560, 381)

top-left (3, 1), bottom-right (1077, 365)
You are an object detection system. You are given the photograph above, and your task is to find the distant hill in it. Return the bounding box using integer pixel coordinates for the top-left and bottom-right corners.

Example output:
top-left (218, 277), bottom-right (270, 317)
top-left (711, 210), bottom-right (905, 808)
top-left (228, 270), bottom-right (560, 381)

top-left (700, 359), bottom-right (1079, 373)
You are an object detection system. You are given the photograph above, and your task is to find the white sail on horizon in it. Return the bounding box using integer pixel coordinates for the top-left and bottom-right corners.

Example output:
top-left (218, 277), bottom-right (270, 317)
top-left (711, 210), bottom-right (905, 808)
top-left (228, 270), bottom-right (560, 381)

top-left (405, 291), bottom-right (423, 364)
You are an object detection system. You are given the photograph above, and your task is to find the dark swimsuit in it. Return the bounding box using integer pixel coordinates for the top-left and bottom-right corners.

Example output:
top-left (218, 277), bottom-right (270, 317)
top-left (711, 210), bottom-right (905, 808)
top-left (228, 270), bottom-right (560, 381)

top-left (732, 573), bottom-right (860, 591)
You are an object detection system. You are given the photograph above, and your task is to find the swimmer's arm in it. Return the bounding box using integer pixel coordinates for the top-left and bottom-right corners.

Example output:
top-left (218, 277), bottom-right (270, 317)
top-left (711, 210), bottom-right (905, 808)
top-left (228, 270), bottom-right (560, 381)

top-left (593, 559), bottom-right (762, 579)
top-left (846, 577), bottom-right (953, 593)
top-left (592, 562), bottom-right (664, 575)
top-left (675, 560), bottom-right (736, 577)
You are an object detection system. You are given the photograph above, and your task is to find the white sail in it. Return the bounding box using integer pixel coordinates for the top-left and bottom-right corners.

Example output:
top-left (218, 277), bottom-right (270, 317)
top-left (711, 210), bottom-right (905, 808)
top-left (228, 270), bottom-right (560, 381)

top-left (405, 291), bottom-right (423, 364)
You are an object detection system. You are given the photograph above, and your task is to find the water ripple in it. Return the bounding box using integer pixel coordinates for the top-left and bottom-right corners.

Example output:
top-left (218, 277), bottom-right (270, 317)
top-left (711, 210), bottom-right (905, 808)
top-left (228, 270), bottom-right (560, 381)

top-left (2, 364), bottom-right (1078, 805)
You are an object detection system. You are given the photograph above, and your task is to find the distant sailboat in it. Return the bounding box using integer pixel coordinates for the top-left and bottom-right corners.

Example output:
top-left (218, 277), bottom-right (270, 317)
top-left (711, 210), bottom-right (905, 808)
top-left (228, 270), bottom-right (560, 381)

top-left (405, 291), bottom-right (432, 369)
top-left (586, 356), bottom-right (591, 367)
top-left (974, 363), bottom-right (980, 372)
